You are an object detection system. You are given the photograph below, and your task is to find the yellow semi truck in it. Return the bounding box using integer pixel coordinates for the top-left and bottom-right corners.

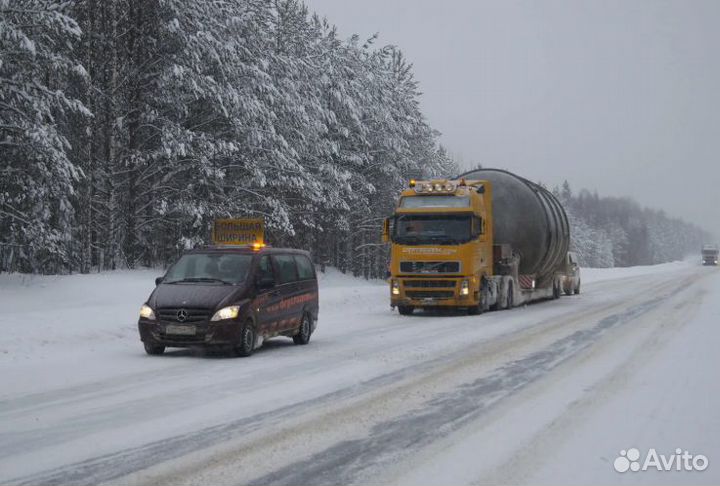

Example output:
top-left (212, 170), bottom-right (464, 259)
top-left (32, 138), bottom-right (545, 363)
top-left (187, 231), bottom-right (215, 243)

top-left (383, 169), bottom-right (570, 315)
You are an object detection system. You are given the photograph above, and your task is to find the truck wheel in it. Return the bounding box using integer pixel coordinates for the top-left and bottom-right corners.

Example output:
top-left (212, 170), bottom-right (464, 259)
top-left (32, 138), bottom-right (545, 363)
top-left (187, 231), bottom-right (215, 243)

top-left (235, 322), bottom-right (256, 357)
top-left (553, 280), bottom-right (561, 299)
top-left (506, 283), bottom-right (514, 309)
top-left (574, 281), bottom-right (581, 295)
top-left (144, 342), bottom-right (165, 355)
top-left (398, 305), bottom-right (414, 315)
top-left (293, 314), bottom-right (312, 345)
top-left (469, 289), bottom-right (487, 315)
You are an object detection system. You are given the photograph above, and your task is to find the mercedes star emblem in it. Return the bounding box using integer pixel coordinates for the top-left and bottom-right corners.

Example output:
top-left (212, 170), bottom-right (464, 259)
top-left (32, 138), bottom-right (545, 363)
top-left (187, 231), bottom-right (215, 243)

top-left (176, 309), bottom-right (188, 322)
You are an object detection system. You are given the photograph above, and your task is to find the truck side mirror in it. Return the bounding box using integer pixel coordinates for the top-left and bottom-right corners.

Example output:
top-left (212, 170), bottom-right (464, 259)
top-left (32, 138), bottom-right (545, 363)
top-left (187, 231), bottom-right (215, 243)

top-left (155, 276), bottom-right (164, 286)
top-left (382, 218), bottom-right (390, 243)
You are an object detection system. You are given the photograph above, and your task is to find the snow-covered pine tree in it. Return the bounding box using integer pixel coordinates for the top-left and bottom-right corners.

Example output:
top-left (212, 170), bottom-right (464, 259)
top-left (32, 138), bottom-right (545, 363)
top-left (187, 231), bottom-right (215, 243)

top-left (0, 0), bottom-right (89, 273)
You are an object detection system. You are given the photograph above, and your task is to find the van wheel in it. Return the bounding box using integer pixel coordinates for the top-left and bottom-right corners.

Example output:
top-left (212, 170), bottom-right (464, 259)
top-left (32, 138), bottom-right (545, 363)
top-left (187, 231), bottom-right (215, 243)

top-left (235, 322), bottom-right (256, 357)
top-left (144, 342), bottom-right (165, 355)
top-left (574, 281), bottom-right (581, 295)
top-left (293, 314), bottom-right (312, 345)
top-left (398, 305), bottom-right (414, 315)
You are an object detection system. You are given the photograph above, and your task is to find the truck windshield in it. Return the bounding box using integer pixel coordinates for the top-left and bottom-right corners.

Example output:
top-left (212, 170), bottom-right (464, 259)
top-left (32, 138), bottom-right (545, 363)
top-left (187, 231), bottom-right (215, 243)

top-left (164, 253), bottom-right (253, 284)
top-left (393, 215), bottom-right (472, 245)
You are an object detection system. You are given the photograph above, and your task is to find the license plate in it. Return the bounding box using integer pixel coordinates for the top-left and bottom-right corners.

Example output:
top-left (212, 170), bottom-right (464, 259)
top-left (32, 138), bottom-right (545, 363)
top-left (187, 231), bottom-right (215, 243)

top-left (165, 325), bottom-right (196, 335)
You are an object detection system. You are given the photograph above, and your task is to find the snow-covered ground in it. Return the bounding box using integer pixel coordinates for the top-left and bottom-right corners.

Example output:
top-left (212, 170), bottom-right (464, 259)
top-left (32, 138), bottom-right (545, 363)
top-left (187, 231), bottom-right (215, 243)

top-left (0, 261), bottom-right (718, 485)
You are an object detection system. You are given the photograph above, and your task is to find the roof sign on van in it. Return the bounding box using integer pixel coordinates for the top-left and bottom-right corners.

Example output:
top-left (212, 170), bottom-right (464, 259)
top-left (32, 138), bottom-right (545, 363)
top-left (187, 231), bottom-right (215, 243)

top-left (212, 218), bottom-right (264, 246)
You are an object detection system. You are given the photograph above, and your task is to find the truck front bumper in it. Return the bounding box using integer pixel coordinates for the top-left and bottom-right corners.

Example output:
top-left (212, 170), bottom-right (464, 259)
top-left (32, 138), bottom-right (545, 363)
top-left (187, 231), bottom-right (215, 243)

top-left (390, 277), bottom-right (478, 307)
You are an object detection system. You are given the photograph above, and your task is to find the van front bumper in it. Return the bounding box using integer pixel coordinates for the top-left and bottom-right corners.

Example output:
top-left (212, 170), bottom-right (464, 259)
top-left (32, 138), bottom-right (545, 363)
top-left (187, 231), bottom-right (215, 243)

top-left (138, 319), bottom-right (243, 347)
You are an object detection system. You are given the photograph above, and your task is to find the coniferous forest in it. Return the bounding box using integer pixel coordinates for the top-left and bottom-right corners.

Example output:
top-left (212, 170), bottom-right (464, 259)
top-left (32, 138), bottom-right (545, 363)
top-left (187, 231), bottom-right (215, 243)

top-left (0, 1), bottom-right (710, 276)
top-left (1, 0), bottom-right (455, 277)
top-left (553, 181), bottom-right (709, 268)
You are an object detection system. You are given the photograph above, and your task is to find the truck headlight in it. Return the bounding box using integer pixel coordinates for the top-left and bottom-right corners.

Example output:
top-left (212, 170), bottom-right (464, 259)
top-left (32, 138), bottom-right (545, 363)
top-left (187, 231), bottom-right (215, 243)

top-left (211, 305), bottom-right (240, 321)
top-left (392, 280), bottom-right (400, 295)
top-left (460, 279), bottom-right (469, 296)
top-left (139, 304), bottom-right (156, 320)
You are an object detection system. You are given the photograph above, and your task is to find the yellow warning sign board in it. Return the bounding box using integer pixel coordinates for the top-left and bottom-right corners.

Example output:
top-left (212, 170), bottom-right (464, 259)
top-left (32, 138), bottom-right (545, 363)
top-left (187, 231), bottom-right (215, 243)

top-left (212, 219), bottom-right (264, 246)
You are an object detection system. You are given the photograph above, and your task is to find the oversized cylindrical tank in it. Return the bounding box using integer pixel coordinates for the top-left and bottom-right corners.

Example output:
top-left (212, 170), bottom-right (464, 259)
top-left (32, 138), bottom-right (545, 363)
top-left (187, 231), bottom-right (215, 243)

top-left (457, 168), bottom-right (570, 283)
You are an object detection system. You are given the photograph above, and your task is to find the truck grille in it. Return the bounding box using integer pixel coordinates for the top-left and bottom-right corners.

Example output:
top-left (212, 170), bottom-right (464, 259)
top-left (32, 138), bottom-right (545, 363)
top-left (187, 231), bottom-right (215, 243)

top-left (403, 280), bottom-right (456, 288)
top-left (406, 290), bottom-right (455, 299)
top-left (157, 307), bottom-right (212, 323)
top-left (400, 261), bottom-right (460, 274)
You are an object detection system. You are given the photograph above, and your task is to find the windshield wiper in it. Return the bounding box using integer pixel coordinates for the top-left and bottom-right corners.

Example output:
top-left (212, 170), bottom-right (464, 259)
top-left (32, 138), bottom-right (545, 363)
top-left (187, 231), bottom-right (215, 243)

top-left (395, 235), bottom-right (421, 244)
top-left (397, 235), bottom-right (463, 245)
top-left (425, 236), bottom-right (466, 245)
top-left (166, 277), bottom-right (233, 285)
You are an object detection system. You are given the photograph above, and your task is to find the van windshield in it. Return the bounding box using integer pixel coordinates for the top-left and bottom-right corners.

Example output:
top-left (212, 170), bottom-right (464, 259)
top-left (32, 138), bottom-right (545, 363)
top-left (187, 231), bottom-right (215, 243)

top-left (164, 253), bottom-right (253, 285)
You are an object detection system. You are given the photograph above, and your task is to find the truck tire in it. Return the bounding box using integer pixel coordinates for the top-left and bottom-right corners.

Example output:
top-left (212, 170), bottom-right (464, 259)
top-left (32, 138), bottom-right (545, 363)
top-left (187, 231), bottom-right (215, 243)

top-left (574, 281), bottom-right (581, 295)
top-left (469, 286), bottom-right (488, 315)
top-left (293, 314), bottom-right (312, 345)
top-left (506, 282), bottom-right (514, 309)
top-left (144, 342), bottom-right (165, 355)
top-left (235, 322), bottom-right (257, 357)
top-left (398, 305), bottom-right (414, 315)
top-left (553, 280), bottom-right (561, 299)
top-left (468, 303), bottom-right (483, 315)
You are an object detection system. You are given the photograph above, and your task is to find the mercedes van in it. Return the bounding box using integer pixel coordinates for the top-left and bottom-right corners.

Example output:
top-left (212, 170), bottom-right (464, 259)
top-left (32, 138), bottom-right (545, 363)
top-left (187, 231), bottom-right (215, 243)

top-left (138, 246), bottom-right (318, 357)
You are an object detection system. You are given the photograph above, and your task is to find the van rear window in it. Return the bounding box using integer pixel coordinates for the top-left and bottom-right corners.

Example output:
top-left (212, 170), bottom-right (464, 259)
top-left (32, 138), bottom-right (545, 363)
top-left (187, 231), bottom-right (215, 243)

top-left (273, 255), bottom-right (298, 284)
top-left (294, 255), bottom-right (315, 280)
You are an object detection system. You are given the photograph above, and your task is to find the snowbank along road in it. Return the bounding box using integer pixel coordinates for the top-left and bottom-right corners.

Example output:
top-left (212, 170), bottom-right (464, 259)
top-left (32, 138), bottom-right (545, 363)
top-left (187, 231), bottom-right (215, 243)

top-left (0, 261), bottom-right (718, 485)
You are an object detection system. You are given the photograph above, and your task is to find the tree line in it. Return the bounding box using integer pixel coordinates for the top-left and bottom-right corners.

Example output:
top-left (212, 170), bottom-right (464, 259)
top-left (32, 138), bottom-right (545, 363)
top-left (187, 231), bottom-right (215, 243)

top-left (0, 0), bottom-right (455, 277)
top-left (554, 181), bottom-right (710, 268)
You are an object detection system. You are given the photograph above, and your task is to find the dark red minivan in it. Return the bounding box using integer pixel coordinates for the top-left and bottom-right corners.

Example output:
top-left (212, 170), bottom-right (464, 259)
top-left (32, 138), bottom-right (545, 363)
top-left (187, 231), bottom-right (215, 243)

top-left (138, 246), bottom-right (319, 357)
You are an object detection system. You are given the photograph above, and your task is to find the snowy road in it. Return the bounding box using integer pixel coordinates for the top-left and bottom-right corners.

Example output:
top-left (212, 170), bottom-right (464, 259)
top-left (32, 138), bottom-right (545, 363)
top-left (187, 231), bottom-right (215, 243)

top-left (1, 262), bottom-right (719, 485)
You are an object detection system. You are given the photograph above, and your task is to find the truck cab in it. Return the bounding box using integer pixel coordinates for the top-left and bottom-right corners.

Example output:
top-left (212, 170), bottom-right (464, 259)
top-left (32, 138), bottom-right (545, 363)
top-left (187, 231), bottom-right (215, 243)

top-left (702, 245), bottom-right (719, 266)
top-left (384, 178), bottom-right (494, 315)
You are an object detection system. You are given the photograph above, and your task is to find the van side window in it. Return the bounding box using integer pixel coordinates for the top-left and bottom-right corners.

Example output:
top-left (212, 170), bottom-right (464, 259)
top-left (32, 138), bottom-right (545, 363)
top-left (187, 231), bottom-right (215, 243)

top-left (258, 255), bottom-right (274, 280)
top-left (273, 255), bottom-right (298, 284)
top-left (294, 255), bottom-right (315, 280)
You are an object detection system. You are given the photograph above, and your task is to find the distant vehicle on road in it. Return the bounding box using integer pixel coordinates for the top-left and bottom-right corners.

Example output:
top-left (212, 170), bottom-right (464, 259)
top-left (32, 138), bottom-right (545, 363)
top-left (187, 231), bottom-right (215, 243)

top-left (702, 244), bottom-right (719, 266)
top-left (138, 246), bottom-right (319, 356)
top-left (560, 251), bottom-right (581, 295)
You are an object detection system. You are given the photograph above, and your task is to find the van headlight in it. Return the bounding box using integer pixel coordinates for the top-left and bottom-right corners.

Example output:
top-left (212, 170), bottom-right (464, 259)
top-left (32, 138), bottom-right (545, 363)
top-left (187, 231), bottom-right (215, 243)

top-left (392, 280), bottom-right (400, 295)
top-left (211, 305), bottom-right (240, 321)
top-left (139, 304), bottom-right (156, 320)
top-left (460, 279), bottom-right (470, 296)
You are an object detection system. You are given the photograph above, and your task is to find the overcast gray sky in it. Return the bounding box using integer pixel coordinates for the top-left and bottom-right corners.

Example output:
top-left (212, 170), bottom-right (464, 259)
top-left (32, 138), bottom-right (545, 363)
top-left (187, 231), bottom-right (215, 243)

top-left (304, 0), bottom-right (720, 238)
